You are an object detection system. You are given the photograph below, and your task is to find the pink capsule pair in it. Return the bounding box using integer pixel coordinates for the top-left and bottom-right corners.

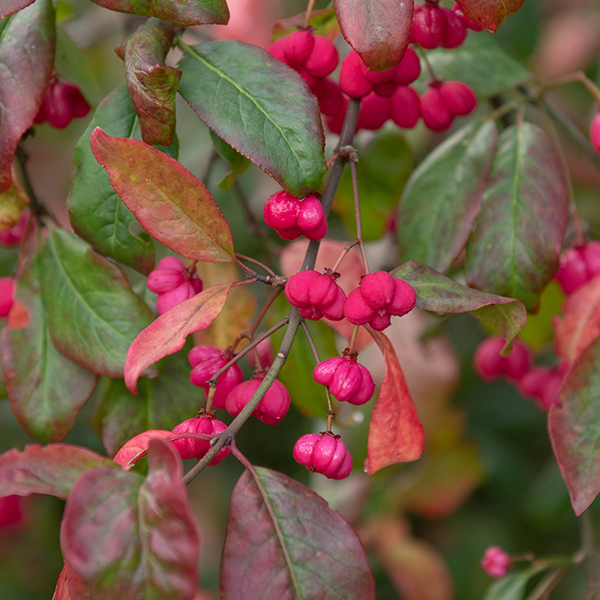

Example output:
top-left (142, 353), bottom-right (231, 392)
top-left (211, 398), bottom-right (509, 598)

top-left (473, 337), bottom-right (532, 382)
top-left (293, 432), bottom-right (352, 480)
top-left (171, 416), bottom-right (230, 465)
top-left (344, 271), bottom-right (417, 331)
top-left (421, 81), bottom-right (478, 132)
top-left (34, 79), bottom-right (90, 129)
top-left (518, 367), bottom-right (563, 410)
top-left (147, 256), bottom-right (203, 314)
top-left (411, 4), bottom-right (475, 50)
top-left (263, 191), bottom-right (327, 241)
top-left (285, 270), bottom-right (346, 321)
top-left (313, 355), bottom-right (375, 405)
top-left (555, 242), bottom-right (600, 295)
top-left (226, 376), bottom-right (290, 425)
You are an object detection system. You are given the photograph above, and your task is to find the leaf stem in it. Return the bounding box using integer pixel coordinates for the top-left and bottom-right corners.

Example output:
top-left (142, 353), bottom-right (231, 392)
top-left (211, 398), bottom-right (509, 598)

top-left (541, 71), bottom-right (600, 106)
top-left (235, 253), bottom-right (276, 278)
top-left (525, 567), bottom-right (569, 600)
top-left (349, 160), bottom-right (369, 274)
top-left (331, 240), bottom-right (360, 273)
top-left (304, 0), bottom-right (317, 28)
top-left (415, 46), bottom-right (438, 82)
top-left (349, 325), bottom-right (360, 351)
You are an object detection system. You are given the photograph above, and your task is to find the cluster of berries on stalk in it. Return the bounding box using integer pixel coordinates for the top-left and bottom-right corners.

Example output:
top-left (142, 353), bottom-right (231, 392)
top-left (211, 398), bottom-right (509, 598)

top-left (268, 1), bottom-right (479, 135)
top-left (34, 77), bottom-right (90, 129)
top-left (146, 257), bottom-right (203, 314)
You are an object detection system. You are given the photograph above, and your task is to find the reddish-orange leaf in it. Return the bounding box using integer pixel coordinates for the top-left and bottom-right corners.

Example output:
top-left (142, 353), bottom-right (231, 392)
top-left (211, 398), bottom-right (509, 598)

top-left (365, 329), bottom-right (424, 474)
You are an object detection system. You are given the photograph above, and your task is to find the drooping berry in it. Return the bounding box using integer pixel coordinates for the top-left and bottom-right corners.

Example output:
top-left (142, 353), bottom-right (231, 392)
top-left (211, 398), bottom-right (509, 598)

top-left (147, 256), bottom-right (203, 314)
top-left (339, 51), bottom-right (373, 99)
top-left (421, 81), bottom-right (477, 132)
top-left (285, 270), bottom-right (346, 321)
top-left (0, 210), bottom-right (28, 247)
top-left (412, 4), bottom-right (448, 49)
top-left (171, 416), bottom-right (230, 465)
top-left (264, 191), bottom-right (327, 241)
top-left (0, 277), bottom-right (15, 318)
top-left (293, 432), bottom-right (353, 479)
top-left (188, 346), bottom-right (244, 410)
top-left (438, 81), bottom-right (477, 116)
top-left (246, 338), bottom-right (274, 370)
top-left (420, 86), bottom-right (454, 132)
top-left (356, 93), bottom-right (391, 131)
top-left (394, 47), bottom-right (422, 86)
top-left (225, 376), bottom-right (290, 425)
top-left (303, 35), bottom-right (339, 77)
top-left (441, 8), bottom-right (467, 48)
top-left (481, 546), bottom-right (511, 579)
top-left (473, 336), bottom-right (532, 382)
top-left (283, 30), bottom-right (315, 67)
top-left (590, 112), bottom-right (600, 153)
top-left (313, 352), bottom-right (375, 405)
top-left (390, 86), bottom-right (421, 129)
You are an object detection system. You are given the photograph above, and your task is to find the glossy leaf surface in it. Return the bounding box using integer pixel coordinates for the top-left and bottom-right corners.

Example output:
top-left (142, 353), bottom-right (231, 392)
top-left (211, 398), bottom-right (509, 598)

top-left (125, 283), bottom-right (232, 393)
top-left (0, 444), bottom-right (114, 499)
top-left (465, 122), bottom-right (568, 311)
top-left (221, 467), bottom-right (375, 599)
top-left (40, 229), bottom-right (154, 378)
top-left (365, 330), bottom-right (424, 473)
top-left (549, 335), bottom-right (600, 515)
top-left (0, 168), bottom-right (28, 230)
top-left (334, 0), bottom-right (413, 71)
top-left (68, 85), bottom-right (179, 274)
top-left (178, 40), bottom-right (325, 197)
top-left (0, 0), bottom-right (55, 192)
top-left (125, 18), bottom-right (180, 146)
top-left (456, 0), bottom-right (524, 32)
top-left (1, 258), bottom-right (97, 442)
top-left (399, 120), bottom-right (497, 272)
top-left (92, 128), bottom-right (235, 262)
top-left (393, 261), bottom-right (527, 351)
top-left (89, 0), bottom-right (228, 26)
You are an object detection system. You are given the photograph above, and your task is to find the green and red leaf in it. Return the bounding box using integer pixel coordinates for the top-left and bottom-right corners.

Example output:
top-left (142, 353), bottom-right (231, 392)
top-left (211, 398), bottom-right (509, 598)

top-left (456, 0), bottom-right (524, 32)
top-left (113, 429), bottom-right (173, 468)
top-left (0, 0), bottom-right (35, 19)
top-left (91, 128), bottom-right (235, 263)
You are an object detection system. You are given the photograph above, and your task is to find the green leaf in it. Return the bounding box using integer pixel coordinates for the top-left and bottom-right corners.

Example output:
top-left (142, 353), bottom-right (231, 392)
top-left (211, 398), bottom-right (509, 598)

top-left (178, 40), bottom-right (326, 197)
top-left (465, 122), bottom-right (569, 312)
top-left (398, 120), bottom-right (497, 272)
top-left (336, 130), bottom-right (412, 241)
top-left (40, 229), bottom-right (155, 378)
top-left (124, 18), bottom-right (180, 147)
top-left (422, 33), bottom-right (532, 98)
top-left (484, 564), bottom-right (550, 600)
top-left (392, 260), bottom-right (527, 352)
top-left (210, 130), bottom-right (250, 190)
top-left (1, 257), bottom-right (97, 442)
top-left (68, 84), bottom-right (178, 275)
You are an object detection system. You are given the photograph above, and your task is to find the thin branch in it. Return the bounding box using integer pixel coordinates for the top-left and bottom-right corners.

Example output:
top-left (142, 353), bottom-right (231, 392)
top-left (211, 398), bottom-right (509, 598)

top-left (331, 240), bottom-right (360, 273)
top-left (525, 568), bottom-right (569, 600)
top-left (415, 45), bottom-right (438, 82)
top-left (541, 71), bottom-right (600, 105)
top-left (235, 253), bottom-right (276, 278)
top-left (200, 147), bottom-right (219, 183)
top-left (304, 0), bottom-right (317, 28)
top-left (300, 320), bottom-right (320, 365)
top-left (349, 160), bottom-right (369, 274)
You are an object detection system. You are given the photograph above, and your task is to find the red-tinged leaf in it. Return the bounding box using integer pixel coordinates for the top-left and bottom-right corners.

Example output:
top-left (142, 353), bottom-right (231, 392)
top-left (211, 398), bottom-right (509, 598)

top-left (91, 128), bottom-right (235, 263)
top-left (456, 0), bottom-right (524, 32)
top-left (0, 0), bottom-right (55, 192)
top-left (553, 277), bottom-right (600, 364)
top-left (52, 564), bottom-right (92, 600)
top-left (365, 329), bottom-right (424, 473)
top-left (53, 567), bottom-right (70, 600)
top-left (0, 444), bottom-right (115, 499)
top-left (221, 466), bottom-right (375, 600)
top-left (61, 440), bottom-right (199, 599)
top-left (334, 0), bottom-right (413, 72)
top-left (393, 260), bottom-right (527, 353)
top-left (0, 0), bottom-right (35, 19)
top-left (124, 18), bottom-right (181, 147)
top-left (125, 282), bottom-right (233, 393)
top-left (113, 429), bottom-right (173, 469)
top-left (273, 8), bottom-right (340, 41)
top-left (548, 335), bottom-right (600, 515)
top-left (2, 257), bottom-right (98, 443)
top-left (89, 0), bottom-right (229, 26)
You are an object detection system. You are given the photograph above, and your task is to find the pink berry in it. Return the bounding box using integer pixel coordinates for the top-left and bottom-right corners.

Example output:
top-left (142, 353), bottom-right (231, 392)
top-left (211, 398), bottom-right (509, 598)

top-left (539, 371), bottom-right (563, 410)
top-left (473, 337), bottom-right (532, 382)
top-left (155, 280), bottom-right (196, 314)
top-left (421, 86), bottom-right (454, 132)
top-left (268, 37), bottom-right (288, 64)
top-left (64, 83), bottom-right (91, 119)
top-left (481, 546), bottom-right (511, 579)
top-left (412, 5), bottom-right (448, 49)
top-left (325, 96), bottom-right (349, 134)
top-left (590, 113), bottom-right (600, 153)
top-left (555, 247), bottom-right (588, 295)
top-left (438, 81), bottom-right (477, 116)
top-left (303, 35), bottom-right (339, 77)
top-left (264, 190), bottom-right (300, 231)
top-left (293, 432), bottom-right (353, 479)
top-left (360, 272), bottom-right (397, 310)
top-left (344, 288), bottom-right (375, 325)
top-left (339, 51), bottom-right (372, 99)
top-left (147, 268), bottom-right (186, 294)
top-left (357, 92), bottom-right (391, 131)
top-left (518, 367), bottom-right (551, 399)
top-left (313, 354), bottom-right (375, 405)
top-left (394, 47), bottom-right (421, 86)
top-left (504, 341), bottom-right (533, 381)
top-left (284, 30), bottom-right (315, 67)
top-left (582, 242), bottom-right (600, 279)
top-left (225, 377), bottom-right (290, 425)
top-left (296, 195), bottom-right (326, 232)
top-left (312, 78), bottom-right (345, 117)
top-left (441, 8), bottom-right (467, 48)
top-left (285, 270), bottom-right (346, 321)
top-left (172, 416), bottom-right (230, 465)
top-left (0, 278), bottom-right (14, 318)
top-left (0, 495), bottom-right (23, 530)
top-left (0, 210), bottom-right (29, 247)
top-left (43, 82), bottom-right (74, 129)
top-left (364, 65), bottom-right (400, 99)
top-left (391, 86), bottom-right (421, 129)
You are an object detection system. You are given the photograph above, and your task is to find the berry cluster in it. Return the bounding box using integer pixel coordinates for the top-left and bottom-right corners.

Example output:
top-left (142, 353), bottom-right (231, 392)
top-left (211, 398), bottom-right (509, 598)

top-left (34, 78), bottom-right (90, 129)
top-left (411, 2), bottom-right (480, 49)
top-left (554, 241), bottom-right (600, 295)
top-left (293, 432), bottom-right (353, 480)
top-left (285, 269), bottom-right (346, 320)
top-left (481, 546), bottom-right (511, 579)
top-left (172, 415), bottom-right (230, 465)
top-left (146, 257), bottom-right (203, 314)
top-left (263, 191), bottom-right (327, 241)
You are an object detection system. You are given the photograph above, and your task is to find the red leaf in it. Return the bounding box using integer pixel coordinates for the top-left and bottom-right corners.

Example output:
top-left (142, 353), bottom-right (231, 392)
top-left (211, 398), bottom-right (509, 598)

top-left (549, 335), bottom-right (600, 515)
top-left (334, 0), bottom-right (413, 72)
top-left (221, 467), bottom-right (375, 599)
top-left (0, 444), bottom-right (114, 499)
top-left (365, 329), bottom-right (424, 474)
top-left (0, 0), bottom-right (35, 19)
top-left (113, 429), bottom-right (174, 469)
top-left (125, 282), bottom-right (233, 393)
top-left (553, 277), bottom-right (600, 365)
top-left (456, 0), bottom-right (524, 32)
top-left (0, 0), bottom-right (55, 192)
top-left (90, 128), bottom-right (235, 263)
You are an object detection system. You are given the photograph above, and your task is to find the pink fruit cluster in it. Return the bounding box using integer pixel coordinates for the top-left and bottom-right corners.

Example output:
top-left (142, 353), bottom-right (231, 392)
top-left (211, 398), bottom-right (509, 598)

top-left (473, 336), bottom-right (562, 411)
top-left (263, 191), bottom-right (327, 241)
top-left (284, 270), bottom-right (346, 320)
top-left (420, 81), bottom-right (477, 132)
top-left (171, 415), bottom-right (230, 465)
top-left (226, 376), bottom-right (290, 425)
top-left (34, 78), bottom-right (90, 129)
top-left (0, 210), bottom-right (28, 248)
top-left (146, 257), bottom-right (203, 314)
top-left (555, 242), bottom-right (600, 295)
top-left (293, 432), bottom-right (353, 479)
top-left (481, 546), bottom-right (511, 579)
top-left (313, 350), bottom-right (375, 405)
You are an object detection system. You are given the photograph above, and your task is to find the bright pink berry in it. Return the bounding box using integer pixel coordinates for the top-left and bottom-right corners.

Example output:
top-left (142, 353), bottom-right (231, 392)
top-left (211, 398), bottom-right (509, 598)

top-left (582, 242), bottom-right (600, 279)
top-left (0, 277), bottom-right (14, 318)
top-left (225, 377), bottom-right (290, 425)
top-left (264, 191), bottom-right (326, 240)
top-left (147, 257), bottom-right (202, 312)
top-left (171, 416), bottom-right (230, 465)
top-left (43, 82), bottom-right (74, 129)
top-left (312, 78), bottom-right (345, 117)
top-left (65, 83), bottom-right (91, 119)
top-left (283, 30), bottom-right (315, 67)
top-left (481, 546), bottom-right (511, 579)
top-left (297, 195), bottom-right (326, 232)
top-left (268, 37), bottom-right (288, 63)
top-left (391, 86), bottom-right (421, 129)
top-left (590, 113), bottom-right (600, 153)
top-left (313, 353), bottom-right (375, 405)
top-left (412, 5), bottom-right (448, 49)
top-left (264, 190), bottom-right (300, 231)
top-left (0, 210), bottom-right (28, 247)
top-left (555, 246), bottom-right (592, 295)
top-left (303, 35), bottom-right (339, 77)
top-left (285, 270), bottom-right (347, 321)
top-left (293, 432), bottom-right (353, 479)
top-left (394, 47), bottom-right (421, 86)
top-left (339, 51), bottom-right (373, 99)
top-left (155, 281), bottom-right (198, 314)
top-left (441, 8), bottom-right (467, 48)
top-left (473, 337), bottom-right (532, 382)
top-left (188, 346), bottom-right (244, 410)
top-left (438, 81), bottom-right (477, 116)
top-left (420, 87), bottom-right (454, 132)
top-left (356, 92), bottom-right (391, 131)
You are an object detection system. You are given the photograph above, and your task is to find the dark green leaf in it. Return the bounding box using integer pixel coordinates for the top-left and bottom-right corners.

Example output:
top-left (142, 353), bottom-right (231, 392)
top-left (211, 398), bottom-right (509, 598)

top-left (335, 131), bottom-right (412, 241)
top-left (398, 120), bottom-right (497, 272)
top-left (40, 229), bottom-right (155, 378)
top-left (68, 84), bottom-right (178, 275)
top-left (178, 40), bottom-right (326, 197)
top-left (210, 130), bottom-right (250, 190)
top-left (1, 257), bottom-right (97, 442)
top-left (392, 260), bottom-right (527, 351)
top-left (465, 122), bottom-right (568, 311)
top-left (124, 18), bottom-right (180, 147)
